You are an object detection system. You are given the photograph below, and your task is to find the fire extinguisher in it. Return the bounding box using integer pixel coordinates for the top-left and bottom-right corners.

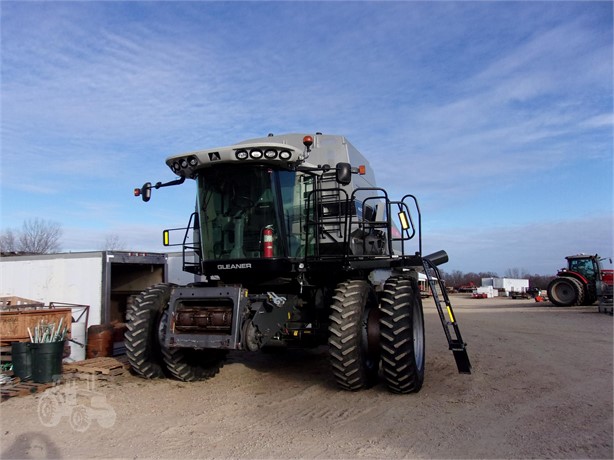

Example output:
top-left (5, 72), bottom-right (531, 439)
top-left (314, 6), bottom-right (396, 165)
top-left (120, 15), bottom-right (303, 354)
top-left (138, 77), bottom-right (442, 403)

top-left (263, 226), bottom-right (274, 258)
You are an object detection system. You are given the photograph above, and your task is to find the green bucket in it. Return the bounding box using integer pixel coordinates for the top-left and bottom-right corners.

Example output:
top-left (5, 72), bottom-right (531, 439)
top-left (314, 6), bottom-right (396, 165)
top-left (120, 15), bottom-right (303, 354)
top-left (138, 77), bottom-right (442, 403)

top-left (11, 342), bottom-right (32, 381)
top-left (30, 341), bottom-right (65, 383)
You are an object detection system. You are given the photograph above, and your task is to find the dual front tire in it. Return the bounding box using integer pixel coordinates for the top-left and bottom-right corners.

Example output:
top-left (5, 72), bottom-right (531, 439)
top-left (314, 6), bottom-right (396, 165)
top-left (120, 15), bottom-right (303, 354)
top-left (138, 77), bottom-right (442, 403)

top-left (328, 276), bottom-right (425, 394)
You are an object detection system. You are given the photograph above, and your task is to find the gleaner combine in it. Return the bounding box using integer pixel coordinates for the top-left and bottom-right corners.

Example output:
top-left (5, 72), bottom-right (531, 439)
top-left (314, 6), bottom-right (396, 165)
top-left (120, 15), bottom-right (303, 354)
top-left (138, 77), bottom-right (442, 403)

top-left (129, 133), bottom-right (471, 393)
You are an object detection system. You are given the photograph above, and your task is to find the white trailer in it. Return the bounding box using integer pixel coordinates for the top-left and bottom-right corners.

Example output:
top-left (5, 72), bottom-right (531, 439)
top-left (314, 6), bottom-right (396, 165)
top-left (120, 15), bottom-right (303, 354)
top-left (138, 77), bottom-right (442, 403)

top-left (481, 277), bottom-right (529, 295)
top-left (0, 251), bottom-right (167, 326)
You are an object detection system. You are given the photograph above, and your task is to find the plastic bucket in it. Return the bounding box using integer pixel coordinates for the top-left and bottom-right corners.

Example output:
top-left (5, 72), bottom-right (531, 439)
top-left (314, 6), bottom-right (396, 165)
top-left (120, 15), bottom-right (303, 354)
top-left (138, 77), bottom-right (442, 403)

top-left (67, 322), bottom-right (87, 362)
top-left (11, 342), bottom-right (32, 381)
top-left (30, 341), bottom-right (65, 383)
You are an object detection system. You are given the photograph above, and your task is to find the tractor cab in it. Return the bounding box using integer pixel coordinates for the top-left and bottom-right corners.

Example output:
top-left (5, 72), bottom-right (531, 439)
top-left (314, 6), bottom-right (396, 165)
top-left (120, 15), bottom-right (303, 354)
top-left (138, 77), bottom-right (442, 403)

top-left (566, 255), bottom-right (599, 282)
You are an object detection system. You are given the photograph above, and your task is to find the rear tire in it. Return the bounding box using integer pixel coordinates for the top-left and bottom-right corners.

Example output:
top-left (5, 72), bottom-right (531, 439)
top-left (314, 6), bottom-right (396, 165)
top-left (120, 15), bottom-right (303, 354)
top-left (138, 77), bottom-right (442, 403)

top-left (547, 277), bottom-right (585, 307)
top-left (328, 280), bottom-right (380, 391)
top-left (380, 276), bottom-right (425, 394)
top-left (159, 310), bottom-right (226, 382)
top-left (125, 284), bottom-right (171, 378)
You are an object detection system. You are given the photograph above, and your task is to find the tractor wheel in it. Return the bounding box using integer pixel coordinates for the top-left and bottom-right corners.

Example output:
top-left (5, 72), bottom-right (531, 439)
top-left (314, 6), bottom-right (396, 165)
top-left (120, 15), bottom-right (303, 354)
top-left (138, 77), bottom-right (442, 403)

top-left (379, 276), bottom-right (425, 394)
top-left (547, 277), bottom-right (585, 307)
top-left (125, 283), bottom-right (172, 378)
top-left (328, 280), bottom-right (380, 391)
top-left (159, 310), bottom-right (226, 382)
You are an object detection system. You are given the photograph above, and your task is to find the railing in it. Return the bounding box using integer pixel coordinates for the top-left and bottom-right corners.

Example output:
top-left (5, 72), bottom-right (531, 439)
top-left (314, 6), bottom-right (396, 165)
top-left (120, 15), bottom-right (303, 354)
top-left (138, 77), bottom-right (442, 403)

top-left (305, 184), bottom-right (422, 264)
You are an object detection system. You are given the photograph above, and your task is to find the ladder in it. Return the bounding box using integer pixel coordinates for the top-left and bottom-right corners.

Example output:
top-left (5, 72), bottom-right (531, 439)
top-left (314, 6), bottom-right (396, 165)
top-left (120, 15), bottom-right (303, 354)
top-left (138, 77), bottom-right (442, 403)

top-left (305, 173), bottom-right (351, 258)
top-left (423, 257), bottom-right (472, 374)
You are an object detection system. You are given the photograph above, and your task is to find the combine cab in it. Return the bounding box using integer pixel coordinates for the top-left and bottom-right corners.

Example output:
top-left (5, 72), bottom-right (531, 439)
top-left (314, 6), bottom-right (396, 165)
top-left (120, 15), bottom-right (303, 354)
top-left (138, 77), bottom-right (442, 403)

top-left (547, 254), bottom-right (613, 311)
top-left (128, 133), bottom-right (471, 393)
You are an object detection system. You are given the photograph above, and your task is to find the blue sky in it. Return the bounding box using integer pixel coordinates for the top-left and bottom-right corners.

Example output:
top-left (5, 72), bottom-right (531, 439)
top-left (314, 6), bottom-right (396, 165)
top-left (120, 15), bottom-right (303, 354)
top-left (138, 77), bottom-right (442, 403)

top-left (1, 1), bottom-right (612, 275)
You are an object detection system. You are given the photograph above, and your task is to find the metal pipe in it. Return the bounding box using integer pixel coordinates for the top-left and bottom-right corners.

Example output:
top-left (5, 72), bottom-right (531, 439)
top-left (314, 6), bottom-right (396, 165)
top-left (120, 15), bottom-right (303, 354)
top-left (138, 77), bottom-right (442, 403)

top-left (424, 250), bottom-right (449, 267)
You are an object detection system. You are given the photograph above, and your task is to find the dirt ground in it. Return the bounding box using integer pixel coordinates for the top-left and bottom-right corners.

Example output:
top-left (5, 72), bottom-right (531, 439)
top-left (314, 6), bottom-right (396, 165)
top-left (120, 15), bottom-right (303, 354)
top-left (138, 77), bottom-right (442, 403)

top-left (1, 295), bottom-right (612, 459)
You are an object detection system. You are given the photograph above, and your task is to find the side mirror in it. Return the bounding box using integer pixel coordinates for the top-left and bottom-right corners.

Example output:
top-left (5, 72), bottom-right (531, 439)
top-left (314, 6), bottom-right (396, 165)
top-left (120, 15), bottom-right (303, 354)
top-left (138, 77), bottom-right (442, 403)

top-left (336, 162), bottom-right (352, 186)
top-left (140, 182), bottom-right (152, 202)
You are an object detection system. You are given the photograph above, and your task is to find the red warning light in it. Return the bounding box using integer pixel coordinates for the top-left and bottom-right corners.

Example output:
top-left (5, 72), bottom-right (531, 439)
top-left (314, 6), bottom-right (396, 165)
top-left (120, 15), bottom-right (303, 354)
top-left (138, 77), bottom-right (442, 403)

top-left (303, 135), bottom-right (314, 149)
top-left (134, 188), bottom-right (141, 197)
top-left (358, 165), bottom-right (366, 175)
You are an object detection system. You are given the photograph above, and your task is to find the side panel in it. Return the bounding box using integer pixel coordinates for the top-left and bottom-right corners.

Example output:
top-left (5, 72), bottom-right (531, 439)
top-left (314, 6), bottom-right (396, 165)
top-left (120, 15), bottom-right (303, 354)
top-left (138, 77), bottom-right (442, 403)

top-left (0, 254), bottom-right (105, 325)
top-left (166, 251), bottom-right (200, 285)
top-left (502, 278), bottom-right (529, 292)
top-left (601, 269), bottom-right (613, 286)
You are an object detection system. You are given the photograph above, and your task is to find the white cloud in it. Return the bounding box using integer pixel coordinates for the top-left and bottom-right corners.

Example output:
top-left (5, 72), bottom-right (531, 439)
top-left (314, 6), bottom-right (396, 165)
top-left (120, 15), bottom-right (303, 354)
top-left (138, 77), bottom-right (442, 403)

top-left (581, 113), bottom-right (614, 129)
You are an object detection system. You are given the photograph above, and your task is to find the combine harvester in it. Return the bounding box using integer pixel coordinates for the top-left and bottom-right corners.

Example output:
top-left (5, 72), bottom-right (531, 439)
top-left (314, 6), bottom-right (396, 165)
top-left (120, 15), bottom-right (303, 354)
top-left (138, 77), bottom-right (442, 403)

top-left (129, 133), bottom-right (471, 393)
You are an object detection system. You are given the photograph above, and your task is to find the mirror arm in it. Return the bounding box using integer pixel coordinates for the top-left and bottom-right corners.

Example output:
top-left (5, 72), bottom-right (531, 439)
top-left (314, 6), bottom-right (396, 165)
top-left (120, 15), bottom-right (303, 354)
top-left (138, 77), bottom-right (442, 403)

top-left (153, 176), bottom-right (186, 189)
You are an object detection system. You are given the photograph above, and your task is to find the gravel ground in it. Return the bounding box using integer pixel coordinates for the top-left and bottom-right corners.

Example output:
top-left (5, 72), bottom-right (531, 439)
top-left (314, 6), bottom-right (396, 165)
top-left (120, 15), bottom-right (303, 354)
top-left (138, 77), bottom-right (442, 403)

top-left (1, 295), bottom-right (612, 459)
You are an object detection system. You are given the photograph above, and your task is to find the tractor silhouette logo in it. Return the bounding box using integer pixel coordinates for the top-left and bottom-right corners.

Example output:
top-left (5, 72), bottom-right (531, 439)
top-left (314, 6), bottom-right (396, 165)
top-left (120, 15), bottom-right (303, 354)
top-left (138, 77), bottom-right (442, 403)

top-left (37, 380), bottom-right (116, 432)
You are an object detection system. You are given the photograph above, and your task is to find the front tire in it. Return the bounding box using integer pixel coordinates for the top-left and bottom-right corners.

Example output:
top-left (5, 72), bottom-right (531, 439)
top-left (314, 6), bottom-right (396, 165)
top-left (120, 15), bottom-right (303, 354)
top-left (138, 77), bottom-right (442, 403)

top-left (379, 276), bottom-right (425, 394)
top-left (328, 280), bottom-right (380, 391)
top-left (159, 310), bottom-right (226, 382)
top-left (547, 277), bottom-right (584, 307)
top-left (125, 284), bottom-right (171, 378)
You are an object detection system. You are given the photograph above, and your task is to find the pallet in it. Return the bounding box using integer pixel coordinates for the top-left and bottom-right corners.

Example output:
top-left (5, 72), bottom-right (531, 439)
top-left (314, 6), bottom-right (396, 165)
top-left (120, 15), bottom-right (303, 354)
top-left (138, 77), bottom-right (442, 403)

top-left (0, 356), bottom-right (130, 401)
top-left (0, 345), bottom-right (11, 363)
top-left (0, 379), bottom-right (55, 402)
top-left (0, 296), bottom-right (44, 309)
top-left (63, 356), bottom-right (129, 379)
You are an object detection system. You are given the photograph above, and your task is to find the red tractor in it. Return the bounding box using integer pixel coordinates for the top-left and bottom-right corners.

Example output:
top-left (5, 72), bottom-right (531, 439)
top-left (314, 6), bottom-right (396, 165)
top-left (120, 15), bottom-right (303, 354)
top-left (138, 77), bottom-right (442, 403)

top-left (547, 254), bottom-right (613, 307)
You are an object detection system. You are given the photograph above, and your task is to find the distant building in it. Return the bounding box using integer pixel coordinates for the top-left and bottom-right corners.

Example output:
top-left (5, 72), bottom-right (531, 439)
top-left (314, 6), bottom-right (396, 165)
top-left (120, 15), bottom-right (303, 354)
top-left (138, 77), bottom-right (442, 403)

top-left (481, 277), bottom-right (529, 295)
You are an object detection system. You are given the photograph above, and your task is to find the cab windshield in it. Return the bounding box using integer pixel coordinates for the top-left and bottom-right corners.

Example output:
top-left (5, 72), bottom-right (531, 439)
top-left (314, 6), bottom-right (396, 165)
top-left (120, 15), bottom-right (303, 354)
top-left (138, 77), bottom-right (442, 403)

top-left (569, 257), bottom-right (597, 280)
top-left (197, 166), bottom-right (313, 260)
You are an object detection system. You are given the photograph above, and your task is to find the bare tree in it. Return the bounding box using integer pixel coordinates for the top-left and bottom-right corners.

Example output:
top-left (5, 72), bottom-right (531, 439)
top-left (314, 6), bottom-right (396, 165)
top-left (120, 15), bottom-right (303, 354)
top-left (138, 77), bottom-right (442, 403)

top-left (17, 218), bottom-right (63, 254)
top-left (439, 269), bottom-right (466, 288)
top-left (503, 268), bottom-right (529, 279)
top-left (440, 268), bottom-right (555, 290)
top-left (0, 229), bottom-right (18, 253)
top-left (101, 233), bottom-right (126, 251)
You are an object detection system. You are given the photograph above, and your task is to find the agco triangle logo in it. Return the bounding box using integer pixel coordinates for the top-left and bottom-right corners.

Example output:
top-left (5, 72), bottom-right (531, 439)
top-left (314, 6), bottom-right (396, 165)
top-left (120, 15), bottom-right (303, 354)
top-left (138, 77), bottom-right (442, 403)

top-left (208, 152), bottom-right (221, 161)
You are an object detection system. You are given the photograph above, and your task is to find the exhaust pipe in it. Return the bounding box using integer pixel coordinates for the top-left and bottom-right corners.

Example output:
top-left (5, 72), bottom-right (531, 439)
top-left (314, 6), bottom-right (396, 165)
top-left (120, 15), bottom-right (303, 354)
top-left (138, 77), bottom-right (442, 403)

top-left (424, 250), bottom-right (449, 267)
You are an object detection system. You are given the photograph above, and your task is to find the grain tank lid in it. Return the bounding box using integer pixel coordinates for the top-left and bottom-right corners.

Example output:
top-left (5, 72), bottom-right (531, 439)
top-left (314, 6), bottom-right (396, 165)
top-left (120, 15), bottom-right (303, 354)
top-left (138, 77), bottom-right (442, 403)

top-left (164, 133), bottom-right (374, 180)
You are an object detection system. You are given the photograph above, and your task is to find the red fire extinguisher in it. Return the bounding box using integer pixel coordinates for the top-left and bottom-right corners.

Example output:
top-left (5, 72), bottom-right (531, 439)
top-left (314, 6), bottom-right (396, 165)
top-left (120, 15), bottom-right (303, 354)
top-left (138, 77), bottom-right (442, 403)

top-left (263, 226), bottom-right (274, 258)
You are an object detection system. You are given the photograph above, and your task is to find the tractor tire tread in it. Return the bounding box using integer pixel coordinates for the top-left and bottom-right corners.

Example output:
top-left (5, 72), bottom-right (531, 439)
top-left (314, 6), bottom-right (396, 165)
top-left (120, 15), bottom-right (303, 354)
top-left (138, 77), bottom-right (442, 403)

top-left (379, 276), bottom-right (425, 394)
